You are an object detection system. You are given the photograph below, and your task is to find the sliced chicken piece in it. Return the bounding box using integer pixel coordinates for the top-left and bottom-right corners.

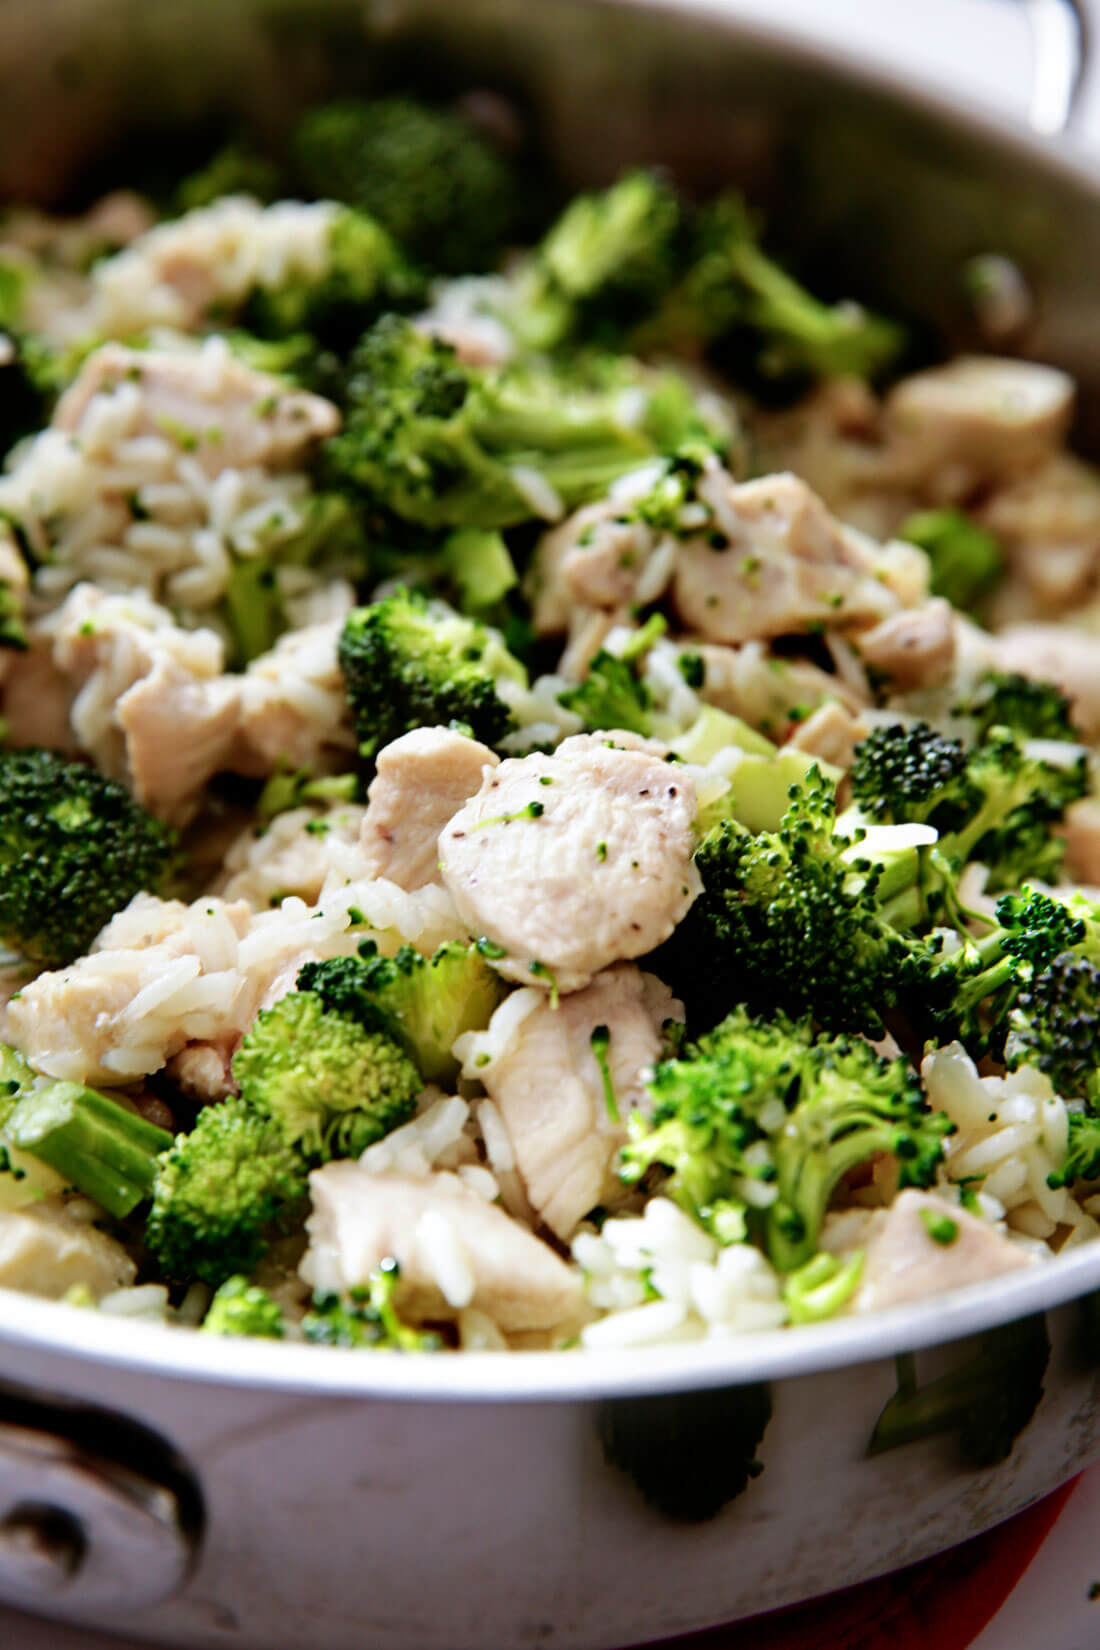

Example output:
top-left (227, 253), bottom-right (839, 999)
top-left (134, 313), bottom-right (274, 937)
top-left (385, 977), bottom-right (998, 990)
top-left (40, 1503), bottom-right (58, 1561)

top-left (0, 1202), bottom-right (137, 1299)
top-left (115, 656), bottom-right (241, 824)
top-left (1, 633), bottom-right (78, 752)
top-left (883, 357), bottom-right (1073, 499)
top-left (232, 619), bottom-right (355, 778)
top-left (673, 471), bottom-right (903, 643)
top-left (851, 599), bottom-right (957, 693)
top-left (849, 1189), bottom-right (1035, 1315)
top-left (55, 343), bottom-right (339, 478)
top-left (440, 737), bottom-right (699, 993)
top-left (480, 966), bottom-right (680, 1239)
top-left (163, 1037), bottom-right (239, 1105)
top-left (786, 700), bottom-right (871, 770)
top-left (301, 1164), bottom-right (582, 1333)
top-left (361, 728), bottom-right (499, 892)
top-left (992, 623), bottom-right (1100, 741)
top-left (697, 639), bottom-right (869, 739)
top-left (981, 454), bottom-right (1100, 623)
top-left (219, 804), bottom-right (368, 909)
top-left (1064, 797), bottom-right (1100, 885)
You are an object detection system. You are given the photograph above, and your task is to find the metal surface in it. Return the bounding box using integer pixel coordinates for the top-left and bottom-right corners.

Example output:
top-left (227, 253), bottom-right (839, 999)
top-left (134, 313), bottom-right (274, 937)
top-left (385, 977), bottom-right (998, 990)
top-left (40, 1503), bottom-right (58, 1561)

top-left (1, 2), bottom-right (1100, 1644)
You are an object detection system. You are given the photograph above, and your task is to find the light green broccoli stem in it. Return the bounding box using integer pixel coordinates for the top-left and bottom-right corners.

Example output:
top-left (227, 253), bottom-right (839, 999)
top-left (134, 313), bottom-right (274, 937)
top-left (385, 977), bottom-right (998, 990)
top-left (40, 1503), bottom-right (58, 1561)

top-left (783, 1250), bottom-right (864, 1324)
top-left (6, 1082), bottom-right (172, 1218)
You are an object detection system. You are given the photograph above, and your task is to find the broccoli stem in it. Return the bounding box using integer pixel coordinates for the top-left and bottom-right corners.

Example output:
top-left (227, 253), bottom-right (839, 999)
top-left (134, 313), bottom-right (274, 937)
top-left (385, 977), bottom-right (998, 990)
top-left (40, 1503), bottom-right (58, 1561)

top-left (6, 1082), bottom-right (172, 1218)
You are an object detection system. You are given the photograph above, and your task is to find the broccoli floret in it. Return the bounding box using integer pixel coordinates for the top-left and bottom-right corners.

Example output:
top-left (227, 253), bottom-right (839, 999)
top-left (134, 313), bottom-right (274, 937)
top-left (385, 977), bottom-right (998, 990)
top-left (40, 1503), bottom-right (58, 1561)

top-left (0, 749), bottom-right (177, 968)
top-left (850, 723), bottom-right (971, 825)
top-left (325, 314), bottom-right (686, 529)
top-left (174, 143), bottom-right (281, 213)
top-left (301, 1262), bottom-right (443, 1351)
top-left (557, 615), bottom-right (666, 738)
top-left (256, 767), bottom-right (359, 825)
top-left (868, 1318), bottom-right (1050, 1467)
top-left (637, 194), bottom-right (905, 380)
top-left (337, 589), bottom-right (526, 759)
top-left (299, 939), bottom-right (506, 1085)
top-left (232, 990), bottom-right (421, 1160)
top-left (293, 97), bottom-right (523, 275)
top-left (202, 1274), bottom-right (286, 1339)
top-left (898, 508), bottom-right (1004, 611)
top-left (146, 1098), bottom-right (308, 1287)
top-left (1048, 1108), bottom-right (1100, 1188)
top-left (513, 170), bottom-right (684, 352)
top-left (598, 1381), bottom-right (772, 1522)
top-left (3, 1079), bottom-right (172, 1219)
top-left (959, 671), bottom-right (1079, 744)
top-left (621, 1006), bottom-right (950, 1269)
top-left (1006, 952), bottom-right (1100, 1107)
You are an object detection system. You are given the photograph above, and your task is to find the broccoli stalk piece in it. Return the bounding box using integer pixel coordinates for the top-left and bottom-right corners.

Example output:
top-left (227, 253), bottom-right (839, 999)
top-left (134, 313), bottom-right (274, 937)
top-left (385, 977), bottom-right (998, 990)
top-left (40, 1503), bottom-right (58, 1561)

top-left (868, 1317), bottom-right (1051, 1467)
top-left (302, 1261), bottom-right (442, 1351)
top-left (3, 1080), bottom-right (172, 1219)
top-left (960, 671), bottom-right (1079, 744)
top-left (256, 766), bottom-right (359, 825)
top-left (0, 749), bottom-right (177, 968)
top-left (324, 314), bottom-right (699, 530)
top-left (299, 939), bottom-right (506, 1085)
top-left (232, 990), bottom-right (422, 1159)
top-left (898, 508), bottom-right (1004, 612)
top-left (292, 97), bottom-right (523, 275)
top-left (338, 589), bottom-right (527, 759)
top-left (783, 1250), bottom-right (865, 1325)
top-left (557, 614), bottom-right (666, 737)
top-left (202, 1275), bottom-right (286, 1339)
top-left (1006, 950), bottom-right (1100, 1107)
top-left (598, 1382), bottom-right (772, 1522)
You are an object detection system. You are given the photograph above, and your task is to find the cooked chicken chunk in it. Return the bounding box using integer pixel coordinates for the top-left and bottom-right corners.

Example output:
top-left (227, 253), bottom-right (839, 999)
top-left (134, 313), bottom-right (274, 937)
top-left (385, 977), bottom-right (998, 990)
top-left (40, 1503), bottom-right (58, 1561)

top-left (845, 1190), bottom-right (1034, 1314)
top-left (786, 700), bottom-right (871, 769)
top-left (672, 472), bottom-right (903, 643)
top-left (301, 1165), bottom-right (582, 1333)
top-left (696, 639), bottom-right (869, 735)
top-left (440, 735), bottom-right (699, 993)
top-left (164, 1037), bottom-right (239, 1105)
top-left (851, 599), bottom-right (957, 693)
top-left (55, 343), bottom-right (338, 477)
top-left (479, 966), bottom-right (681, 1239)
top-left (992, 623), bottom-right (1100, 741)
top-left (1, 633), bottom-right (79, 752)
top-left (360, 728), bottom-right (500, 892)
top-left (0, 1202), bottom-right (137, 1299)
top-left (232, 619), bottom-right (356, 778)
top-left (882, 357), bottom-right (1073, 498)
top-left (981, 454), bottom-right (1100, 623)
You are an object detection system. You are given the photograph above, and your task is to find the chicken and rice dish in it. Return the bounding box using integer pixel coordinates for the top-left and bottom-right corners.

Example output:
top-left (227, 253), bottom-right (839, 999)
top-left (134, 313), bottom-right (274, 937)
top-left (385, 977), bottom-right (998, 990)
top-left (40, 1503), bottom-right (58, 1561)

top-left (0, 98), bottom-right (1099, 1354)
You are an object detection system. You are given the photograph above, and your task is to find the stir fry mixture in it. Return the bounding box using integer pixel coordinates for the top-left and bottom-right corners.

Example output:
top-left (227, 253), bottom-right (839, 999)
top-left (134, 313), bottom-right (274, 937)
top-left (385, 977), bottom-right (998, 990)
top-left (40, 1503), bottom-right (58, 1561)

top-left (1, 98), bottom-right (1100, 1354)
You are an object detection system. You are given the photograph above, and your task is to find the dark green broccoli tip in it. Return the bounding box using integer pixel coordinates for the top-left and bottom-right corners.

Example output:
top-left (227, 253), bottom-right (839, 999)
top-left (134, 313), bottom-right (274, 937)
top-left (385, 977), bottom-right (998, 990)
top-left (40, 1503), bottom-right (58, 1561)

top-left (325, 314), bottom-right (668, 529)
top-left (558, 650), bottom-right (654, 738)
top-left (298, 939), bottom-right (505, 1086)
top-left (337, 588), bottom-right (524, 758)
top-left (146, 1097), bottom-right (308, 1288)
top-left (850, 722), bottom-right (970, 824)
top-left (233, 990), bottom-right (421, 1160)
top-left (302, 1262), bottom-right (443, 1351)
top-left (898, 507), bottom-right (1004, 611)
top-left (1009, 952), bottom-right (1100, 1110)
top-left (293, 97), bottom-right (523, 275)
top-left (958, 670), bottom-right (1079, 744)
top-left (0, 749), bottom-right (178, 968)
top-left (868, 1318), bottom-right (1050, 1468)
top-left (5, 1080), bottom-right (172, 1219)
top-left (598, 1381), bottom-right (772, 1522)
top-left (202, 1274), bottom-right (286, 1339)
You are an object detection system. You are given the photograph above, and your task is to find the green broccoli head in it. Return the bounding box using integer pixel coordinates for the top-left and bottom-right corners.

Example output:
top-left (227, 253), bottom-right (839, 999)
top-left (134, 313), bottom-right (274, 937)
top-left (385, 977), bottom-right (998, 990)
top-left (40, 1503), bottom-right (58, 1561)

top-left (1006, 952), bottom-right (1100, 1108)
top-left (0, 749), bottom-right (177, 968)
top-left (233, 990), bottom-right (421, 1161)
top-left (299, 939), bottom-right (506, 1085)
top-left (337, 588), bottom-right (526, 758)
top-left (557, 617), bottom-right (667, 739)
top-left (146, 1098), bottom-right (308, 1287)
top-left (849, 723), bottom-right (970, 825)
top-left (898, 508), bottom-right (1004, 612)
top-left (293, 97), bottom-right (523, 274)
top-left (324, 314), bottom-right (675, 529)
top-left (1047, 1108), bottom-right (1100, 1189)
top-left (302, 1261), bottom-right (443, 1351)
top-left (202, 1274), bottom-right (286, 1339)
top-left (959, 671), bottom-right (1079, 744)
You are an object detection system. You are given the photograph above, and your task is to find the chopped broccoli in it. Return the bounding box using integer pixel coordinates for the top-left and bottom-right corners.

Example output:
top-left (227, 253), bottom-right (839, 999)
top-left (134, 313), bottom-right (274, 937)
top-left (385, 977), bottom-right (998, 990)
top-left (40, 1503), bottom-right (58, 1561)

top-left (557, 615), bottom-right (666, 737)
top-left (256, 766), bottom-right (359, 825)
top-left (868, 1318), bottom-right (1050, 1467)
top-left (849, 722), bottom-right (970, 826)
top-left (299, 939), bottom-right (506, 1085)
top-left (598, 1381), bottom-right (772, 1522)
top-left (324, 314), bottom-right (696, 529)
top-left (0, 749), bottom-right (177, 968)
top-left (174, 143), bottom-right (281, 213)
top-left (293, 97), bottom-right (523, 274)
top-left (898, 507), bottom-right (1004, 611)
top-left (783, 1250), bottom-right (865, 1324)
top-left (232, 990), bottom-right (421, 1160)
top-left (302, 1262), bottom-right (443, 1351)
top-left (621, 1006), bottom-right (950, 1269)
top-left (337, 588), bottom-right (527, 758)
top-left (440, 527), bottom-right (518, 614)
top-left (1007, 951), bottom-right (1100, 1107)
top-left (146, 1097), bottom-right (309, 1287)
top-left (1048, 1109), bottom-right (1100, 1188)
top-left (3, 1080), bottom-right (172, 1218)
top-left (959, 671), bottom-right (1079, 744)
top-left (202, 1274), bottom-right (286, 1339)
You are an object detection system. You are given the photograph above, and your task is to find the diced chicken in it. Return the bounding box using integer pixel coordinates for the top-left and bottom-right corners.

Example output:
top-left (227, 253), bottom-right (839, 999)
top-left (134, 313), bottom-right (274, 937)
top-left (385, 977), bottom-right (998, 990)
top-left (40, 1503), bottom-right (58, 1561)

top-left (882, 357), bottom-right (1073, 498)
top-left (992, 623), bottom-right (1100, 741)
top-left (301, 1165), bottom-right (583, 1333)
top-left (55, 343), bottom-right (339, 478)
top-left (440, 735), bottom-right (699, 993)
top-left (1, 633), bottom-right (79, 752)
top-left (480, 966), bottom-right (681, 1240)
top-left (847, 1189), bottom-right (1035, 1314)
top-left (232, 619), bottom-right (356, 778)
top-left (0, 191), bottom-right (153, 266)
top-left (981, 454), bottom-right (1100, 623)
top-left (360, 728), bottom-right (500, 892)
top-left (163, 1037), bottom-right (239, 1105)
top-left (1065, 797), bottom-right (1100, 885)
top-left (696, 639), bottom-right (869, 737)
top-left (851, 599), bottom-right (957, 693)
top-left (672, 472), bottom-right (903, 643)
top-left (0, 1202), bottom-right (137, 1300)
top-left (51, 584), bottom-right (240, 824)
top-left (786, 700), bottom-right (871, 770)
top-left (219, 804), bottom-right (368, 909)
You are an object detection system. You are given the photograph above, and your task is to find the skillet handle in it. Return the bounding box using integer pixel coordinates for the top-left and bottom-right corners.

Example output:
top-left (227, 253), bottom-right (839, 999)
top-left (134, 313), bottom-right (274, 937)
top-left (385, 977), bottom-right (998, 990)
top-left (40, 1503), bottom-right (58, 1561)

top-left (1019, 0), bottom-right (1088, 132)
